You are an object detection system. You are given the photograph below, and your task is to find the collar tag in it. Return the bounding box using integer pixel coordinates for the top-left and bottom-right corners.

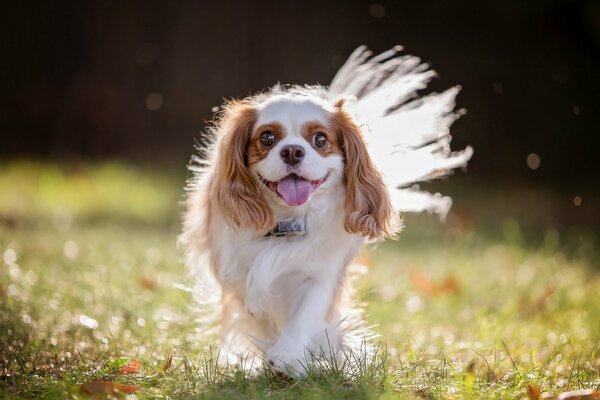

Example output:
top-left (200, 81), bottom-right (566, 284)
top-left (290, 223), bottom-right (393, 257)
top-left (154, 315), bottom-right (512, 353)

top-left (264, 218), bottom-right (306, 238)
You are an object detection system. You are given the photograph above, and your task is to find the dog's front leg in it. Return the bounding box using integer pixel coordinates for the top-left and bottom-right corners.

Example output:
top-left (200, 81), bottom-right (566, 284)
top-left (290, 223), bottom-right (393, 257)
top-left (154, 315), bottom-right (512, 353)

top-left (267, 278), bottom-right (334, 375)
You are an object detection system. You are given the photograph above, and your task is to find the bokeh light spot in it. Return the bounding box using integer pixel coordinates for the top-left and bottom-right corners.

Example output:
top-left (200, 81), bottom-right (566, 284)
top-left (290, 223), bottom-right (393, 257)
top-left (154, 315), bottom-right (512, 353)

top-left (63, 240), bottom-right (79, 260)
top-left (3, 248), bottom-right (17, 265)
top-left (526, 153), bottom-right (541, 170)
top-left (369, 3), bottom-right (386, 18)
top-left (145, 93), bottom-right (163, 111)
top-left (406, 295), bottom-right (423, 313)
top-left (573, 196), bottom-right (582, 207)
top-left (78, 314), bottom-right (98, 329)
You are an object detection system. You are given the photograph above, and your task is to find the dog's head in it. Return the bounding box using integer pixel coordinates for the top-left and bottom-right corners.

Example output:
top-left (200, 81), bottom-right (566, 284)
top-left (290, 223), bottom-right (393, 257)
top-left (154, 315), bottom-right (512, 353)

top-left (210, 90), bottom-right (398, 240)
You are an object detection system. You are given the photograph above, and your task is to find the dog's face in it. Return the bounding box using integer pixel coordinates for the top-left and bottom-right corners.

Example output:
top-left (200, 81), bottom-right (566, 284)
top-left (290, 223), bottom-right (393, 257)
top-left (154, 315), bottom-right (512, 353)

top-left (211, 92), bottom-right (397, 239)
top-left (247, 95), bottom-right (343, 207)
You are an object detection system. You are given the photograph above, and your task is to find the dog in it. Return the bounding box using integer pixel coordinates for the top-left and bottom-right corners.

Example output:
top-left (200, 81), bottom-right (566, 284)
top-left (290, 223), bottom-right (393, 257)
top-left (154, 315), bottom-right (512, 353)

top-left (181, 46), bottom-right (472, 376)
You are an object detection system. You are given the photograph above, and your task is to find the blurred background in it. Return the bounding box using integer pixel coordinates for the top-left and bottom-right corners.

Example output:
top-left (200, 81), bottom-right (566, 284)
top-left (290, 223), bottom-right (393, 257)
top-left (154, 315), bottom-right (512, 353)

top-left (2, 1), bottom-right (599, 178)
top-left (1, 0), bottom-right (600, 229)
top-left (1, 3), bottom-right (600, 396)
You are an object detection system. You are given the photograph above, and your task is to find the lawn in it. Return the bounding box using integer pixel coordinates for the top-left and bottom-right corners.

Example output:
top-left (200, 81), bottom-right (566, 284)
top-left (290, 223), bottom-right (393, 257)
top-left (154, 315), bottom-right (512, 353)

top-left (0, 161), bottom-right (598, 399)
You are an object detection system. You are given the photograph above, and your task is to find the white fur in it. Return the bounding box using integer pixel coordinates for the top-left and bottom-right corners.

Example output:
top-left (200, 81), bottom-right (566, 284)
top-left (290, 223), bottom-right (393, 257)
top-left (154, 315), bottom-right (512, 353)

top-left (254, 95), bottom-right (342, 185)
top-left (181, 46), bottom-right (473, 376)
top-left (211, 95), bottom-right (360, 375)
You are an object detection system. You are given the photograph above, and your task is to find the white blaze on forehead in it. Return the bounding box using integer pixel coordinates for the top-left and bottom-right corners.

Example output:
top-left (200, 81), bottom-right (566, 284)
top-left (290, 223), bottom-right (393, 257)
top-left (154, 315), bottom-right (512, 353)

top-left (250, 93), bottom-right (344, 188)
top-left (256, 95), bottom-right (332, 135)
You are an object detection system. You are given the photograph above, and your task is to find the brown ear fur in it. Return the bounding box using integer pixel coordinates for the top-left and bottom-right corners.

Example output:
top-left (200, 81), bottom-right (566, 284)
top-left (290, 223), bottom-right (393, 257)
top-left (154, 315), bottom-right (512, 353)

top-left (211, 100), bottom-right (274, 231)
top-left (333, 103), bottom-right (399, 240)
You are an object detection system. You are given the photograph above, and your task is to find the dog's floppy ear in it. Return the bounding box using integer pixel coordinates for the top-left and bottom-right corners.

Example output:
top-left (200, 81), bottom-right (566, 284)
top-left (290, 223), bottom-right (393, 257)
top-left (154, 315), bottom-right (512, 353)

top-left (211, 100), bottom-right (274, 231)
top-left (332, 100), bottom-right (399, 240)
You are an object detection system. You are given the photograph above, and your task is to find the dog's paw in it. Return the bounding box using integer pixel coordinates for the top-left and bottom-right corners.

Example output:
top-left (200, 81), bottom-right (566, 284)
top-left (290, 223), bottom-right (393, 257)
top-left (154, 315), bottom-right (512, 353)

top-left (266, 337), bottom-right (307, 377)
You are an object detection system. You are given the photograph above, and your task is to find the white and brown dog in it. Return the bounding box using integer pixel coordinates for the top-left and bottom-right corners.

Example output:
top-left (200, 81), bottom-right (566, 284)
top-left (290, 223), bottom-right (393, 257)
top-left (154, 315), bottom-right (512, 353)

top-left (181, 46), bottom-right (472, 376)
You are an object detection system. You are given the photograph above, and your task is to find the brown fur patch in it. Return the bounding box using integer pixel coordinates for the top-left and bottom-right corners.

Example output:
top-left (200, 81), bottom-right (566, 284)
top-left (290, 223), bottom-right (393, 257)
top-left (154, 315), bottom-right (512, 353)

top-left (301, 121), bottom-right (342, 157)
top-left (210, 100), bottom-right (274, 231)
top-left (246, 123), bottom-right (285, 166)
top-left (331, 102), bottom-right (400, 240)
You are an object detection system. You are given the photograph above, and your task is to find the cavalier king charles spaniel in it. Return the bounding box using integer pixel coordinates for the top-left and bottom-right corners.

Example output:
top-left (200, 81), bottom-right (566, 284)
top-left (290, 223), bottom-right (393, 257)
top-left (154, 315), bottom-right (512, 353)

top-left (181, 46), bottom-right (472, 376)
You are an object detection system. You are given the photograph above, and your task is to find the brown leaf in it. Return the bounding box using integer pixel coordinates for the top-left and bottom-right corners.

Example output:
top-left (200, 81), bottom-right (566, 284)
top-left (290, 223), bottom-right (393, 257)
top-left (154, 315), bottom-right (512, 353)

top-left (410, 269), bottom-right (435, 296)
top-left (119, 360), bottom-right (141, 374)
top-left (410, 269), bottom-right (460, 297)
top-left (440, 275), bottom-right (460, 294)
top-left (557, 389), bottom-right (600, 400)
top-left (528, 384), bottom-right (542, 400)
top-left (81, 380), bottom-right (140, 395)
top-left (162, 352), bottom-right (173, 372)
top-left (139, 275), bottom-right (158, 290)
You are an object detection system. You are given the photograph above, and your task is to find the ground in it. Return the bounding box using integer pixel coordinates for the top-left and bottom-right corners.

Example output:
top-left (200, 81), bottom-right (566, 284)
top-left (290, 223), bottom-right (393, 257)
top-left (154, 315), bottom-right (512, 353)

top-left (0, 161), bottom-right (598, 399)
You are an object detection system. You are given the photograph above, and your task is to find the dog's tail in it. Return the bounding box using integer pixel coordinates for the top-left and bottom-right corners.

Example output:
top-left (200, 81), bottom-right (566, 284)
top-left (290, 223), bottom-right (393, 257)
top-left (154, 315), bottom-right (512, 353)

top-left (329, 46), bottom-right (473, 218)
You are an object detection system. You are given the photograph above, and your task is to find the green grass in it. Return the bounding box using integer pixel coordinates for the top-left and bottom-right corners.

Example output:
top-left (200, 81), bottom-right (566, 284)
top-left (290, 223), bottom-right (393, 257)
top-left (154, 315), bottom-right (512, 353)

top-left (0, 161), bottom-right (598, 399)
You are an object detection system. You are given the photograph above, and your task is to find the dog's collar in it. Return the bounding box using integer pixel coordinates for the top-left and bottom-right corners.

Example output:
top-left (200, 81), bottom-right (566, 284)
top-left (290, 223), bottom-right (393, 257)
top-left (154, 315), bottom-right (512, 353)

top-left (264, 217), bottom-right (307, 238)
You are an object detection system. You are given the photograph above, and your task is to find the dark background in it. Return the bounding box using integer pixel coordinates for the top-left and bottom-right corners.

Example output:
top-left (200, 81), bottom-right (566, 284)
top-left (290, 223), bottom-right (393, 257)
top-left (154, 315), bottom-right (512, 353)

top-left (1, 0), bottom-right (599, 187)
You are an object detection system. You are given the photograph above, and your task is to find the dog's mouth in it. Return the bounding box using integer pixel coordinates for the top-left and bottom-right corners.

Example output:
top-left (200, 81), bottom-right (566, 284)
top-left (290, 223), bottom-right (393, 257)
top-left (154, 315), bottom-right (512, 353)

top-left (259, 173), bottom-right (328, 206)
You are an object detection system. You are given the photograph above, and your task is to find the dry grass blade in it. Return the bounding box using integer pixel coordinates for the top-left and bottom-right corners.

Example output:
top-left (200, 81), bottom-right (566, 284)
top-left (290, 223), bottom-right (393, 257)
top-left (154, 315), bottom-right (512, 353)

top-left (162, 352), bottom-right (173, 372)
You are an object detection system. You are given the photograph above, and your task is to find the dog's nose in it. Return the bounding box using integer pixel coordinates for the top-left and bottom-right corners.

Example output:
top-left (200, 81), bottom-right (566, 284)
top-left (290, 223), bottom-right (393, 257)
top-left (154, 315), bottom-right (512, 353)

top-left (280, 145), bottom-right (305, 166)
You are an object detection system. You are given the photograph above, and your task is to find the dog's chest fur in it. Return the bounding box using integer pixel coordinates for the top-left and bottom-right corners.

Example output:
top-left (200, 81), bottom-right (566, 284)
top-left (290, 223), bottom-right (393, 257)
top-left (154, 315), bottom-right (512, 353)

top-left (208, 180), bottom-right (364, 332)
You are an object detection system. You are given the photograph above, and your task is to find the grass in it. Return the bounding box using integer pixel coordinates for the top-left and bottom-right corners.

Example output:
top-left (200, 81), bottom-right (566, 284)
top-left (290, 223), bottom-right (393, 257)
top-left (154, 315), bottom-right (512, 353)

top-left (0, 160), bottom-right (598, 399)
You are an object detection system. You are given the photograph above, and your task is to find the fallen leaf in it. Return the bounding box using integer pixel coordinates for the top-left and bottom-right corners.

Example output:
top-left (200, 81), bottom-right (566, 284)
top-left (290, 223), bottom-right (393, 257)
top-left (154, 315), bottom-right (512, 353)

top-left (410, 269), bottom-right (435, 296)
top-left (139, 275), bottom-right (157, 290)
top-left (119, 360), bottom-right (141, 374)
top-left (557, 389), bottom-right (600, 400)
top-left (528, 384), bottom-right (542, 400)
top-left (410, 269), bottom-right (460, 297)
top-left (81, 380), bottom-right (140, 395)
top-left (162, 352), bottom-right (173, 372)
top-left (440, 275), bottom-right (460, 294)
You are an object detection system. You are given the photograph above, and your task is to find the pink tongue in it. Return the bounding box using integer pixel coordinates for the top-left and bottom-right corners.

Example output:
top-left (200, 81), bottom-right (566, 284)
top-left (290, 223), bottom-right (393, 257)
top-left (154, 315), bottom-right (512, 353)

top-left (276, 175), bottom-right (312, 206)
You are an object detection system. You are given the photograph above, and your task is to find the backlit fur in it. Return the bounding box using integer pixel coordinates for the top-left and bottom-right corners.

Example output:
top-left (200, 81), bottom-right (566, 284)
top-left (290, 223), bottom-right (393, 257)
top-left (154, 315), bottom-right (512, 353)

top-left (181, 86), bottom-right (400, 376)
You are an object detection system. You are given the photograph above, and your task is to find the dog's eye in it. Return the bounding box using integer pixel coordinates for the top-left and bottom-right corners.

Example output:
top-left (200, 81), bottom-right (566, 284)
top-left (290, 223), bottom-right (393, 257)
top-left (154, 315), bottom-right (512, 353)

top-left (314, 132), bottom-right (327, 148)
top-left (260, 131), bottom-right (275, 146)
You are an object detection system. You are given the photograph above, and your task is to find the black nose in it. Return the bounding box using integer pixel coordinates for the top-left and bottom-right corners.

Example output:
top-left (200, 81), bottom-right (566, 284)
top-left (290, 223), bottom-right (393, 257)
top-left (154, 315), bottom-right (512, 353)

top-left (280, 145), bottom-right (305, 166)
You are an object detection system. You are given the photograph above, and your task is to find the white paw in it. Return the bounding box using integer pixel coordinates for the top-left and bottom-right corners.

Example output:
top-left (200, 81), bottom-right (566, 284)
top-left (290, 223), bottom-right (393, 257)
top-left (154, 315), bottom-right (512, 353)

top-left (267, 337), bottom-right (307, 376)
